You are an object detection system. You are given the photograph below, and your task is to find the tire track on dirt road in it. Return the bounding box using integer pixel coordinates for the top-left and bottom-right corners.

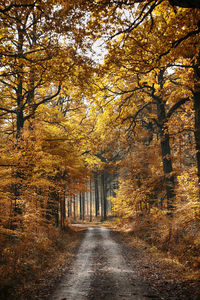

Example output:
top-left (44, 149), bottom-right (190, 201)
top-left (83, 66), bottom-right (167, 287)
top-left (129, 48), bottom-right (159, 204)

top-left (49, 226), bottom-right (158, 300)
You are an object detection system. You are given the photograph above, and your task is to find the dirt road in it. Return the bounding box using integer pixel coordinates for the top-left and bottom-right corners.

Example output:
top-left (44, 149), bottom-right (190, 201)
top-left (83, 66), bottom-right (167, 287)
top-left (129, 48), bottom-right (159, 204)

top-left (49, 226), bottom-right (157, 300)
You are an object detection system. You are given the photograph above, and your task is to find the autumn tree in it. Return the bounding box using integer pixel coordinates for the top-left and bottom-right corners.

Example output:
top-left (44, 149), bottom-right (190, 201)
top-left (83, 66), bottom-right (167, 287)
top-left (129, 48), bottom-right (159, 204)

top-left (83, 0), bottom-right (200, 210)
top-left (0, 0), bottom-right (93, 137)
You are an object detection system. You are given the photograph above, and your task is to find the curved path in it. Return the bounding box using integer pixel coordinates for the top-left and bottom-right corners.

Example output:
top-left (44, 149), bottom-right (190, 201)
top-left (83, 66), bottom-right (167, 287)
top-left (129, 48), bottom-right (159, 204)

top-left (49, 226), bottom-right (158, 300)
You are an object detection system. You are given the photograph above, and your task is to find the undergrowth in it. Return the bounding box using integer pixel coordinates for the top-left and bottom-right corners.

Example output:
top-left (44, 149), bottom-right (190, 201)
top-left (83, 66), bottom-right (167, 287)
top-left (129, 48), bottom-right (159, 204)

top-left (0, 224), bottom-right (82, 300)
top-left (114, 212), bottom-right (200, 273)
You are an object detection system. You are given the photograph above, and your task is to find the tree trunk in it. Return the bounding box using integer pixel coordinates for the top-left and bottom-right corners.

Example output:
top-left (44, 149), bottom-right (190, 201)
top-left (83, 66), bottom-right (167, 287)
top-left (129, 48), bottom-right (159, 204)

top-left (100, 174), bottom-right (104, 221)
top-left (94, 173), bottom-right (99, 217)
top-left (73, 195), bottom-right (76, 221)
top-left (68, 198), bottom-right (72, 217)
top-left (82, 192), bottom-right (85, 220)
top-left (193, 60), bottom-right (200, 200)
top-left (155, 96), bottom-right (175, 213)
top-left (27, 12), bottom-right (36, 129)
top-left (60, 192), bottom-right (66, 229)
top-left (79, 193), bottom-right (82, 220)
top-left (86, 190), bottom-right (89, 218)
top-left (16, 25), bottom-right (25, 137)
top-left (89, 179), bottom-right (92, 222)
top-left (103, 172), bottom-right (107, 220)
top-left (100, 173), bottom-right (107, 220)
top-left (49, 188), bottom-right (59, 227)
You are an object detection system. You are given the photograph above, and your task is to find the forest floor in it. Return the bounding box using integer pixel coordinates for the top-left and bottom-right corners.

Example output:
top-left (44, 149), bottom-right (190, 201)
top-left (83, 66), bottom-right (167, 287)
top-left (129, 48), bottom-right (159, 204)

top-left (13, 227), bottom-right (85, 300)
top-left (18, 224), bottom-right (200, 300)
top-left (113, 228), bottom-right (200, 299)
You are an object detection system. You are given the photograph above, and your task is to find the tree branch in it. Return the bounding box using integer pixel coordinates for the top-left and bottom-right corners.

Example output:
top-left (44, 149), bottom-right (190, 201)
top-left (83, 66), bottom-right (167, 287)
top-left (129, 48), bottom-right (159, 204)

top-left (159, 26), bottom-right (200, 60)
top-left (169, 0), bottom-right (200, 9)
top-left (0, 2), bottom-right (36, 14)
top-left (167, 97), bottom-right (190, 119)
top-left (122, 102), bottom-right (154, 131)
top-left (24, 84), bottom-right (61, 121)
top-left (0, 107), bottom-right (16, 114)
top-left (109, 0), bottom-right (163, 39)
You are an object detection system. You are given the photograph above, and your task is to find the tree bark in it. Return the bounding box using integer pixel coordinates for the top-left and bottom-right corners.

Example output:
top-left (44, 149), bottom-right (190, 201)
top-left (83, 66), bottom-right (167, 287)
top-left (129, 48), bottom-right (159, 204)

top-left (193, 60), bottom-right (200, 200)
top-left (155, 96), bottom-right (175, 213)
top-left (47, 188), bottom-right (59, 227)
top-left (89, 179), bottom-right (92, 222)
top-left (94, 173), bottom-right (100, 217)
top-left (73, 195), bottom-right (76, 221)
top-left (100, 173), bottom-right (107, 220)
top-left (60, 192), bottom-right (66, 229)
top-left (169, 0), bottom-right (200, 8)
top-left (79, 193), bottom-right (82, 220)
top-left (103, 172), bottom-right (107, 220)
top-left (16, 23), bottom-right (25, 137)
top-left (82, 192), bottom-right (85, 220)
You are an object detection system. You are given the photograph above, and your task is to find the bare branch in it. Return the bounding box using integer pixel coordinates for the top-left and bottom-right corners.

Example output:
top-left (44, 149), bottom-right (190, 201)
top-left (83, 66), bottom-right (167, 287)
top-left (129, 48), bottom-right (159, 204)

top-left (109, 0), bottom-right (163, 40)
top-left (0, 107), bottom-right (16, 114)
top-left (159, 27), bottom-right (200, 60)
top-left (167, 97), bottom-right (190, 119)
top-left (122, 102), bottom-right (154, 132)
top-left (24, 84), bottom-right (61, 121)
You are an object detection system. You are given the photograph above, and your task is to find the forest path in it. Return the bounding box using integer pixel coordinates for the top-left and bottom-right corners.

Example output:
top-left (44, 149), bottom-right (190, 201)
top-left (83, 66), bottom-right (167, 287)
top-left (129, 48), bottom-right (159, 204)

top-left (49, 226), bottom-right (157, 300)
